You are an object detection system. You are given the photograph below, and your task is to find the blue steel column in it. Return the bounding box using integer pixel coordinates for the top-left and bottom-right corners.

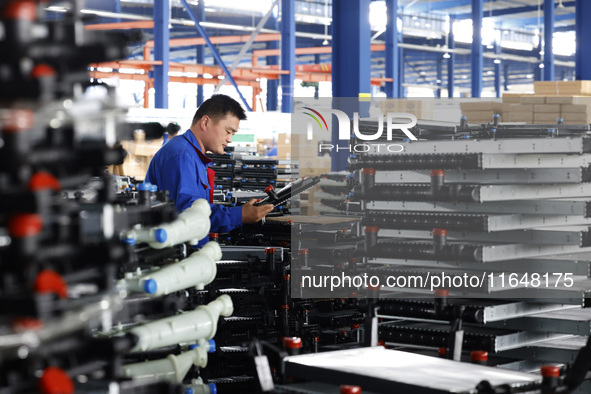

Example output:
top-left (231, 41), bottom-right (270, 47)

top-left (494, 41), bottom-right (501, 97)
top-left (471, 0), bottom-right (483, 98)
top-left (196, 0), bottom-right (205, 106)
top-left (280, 0), bottom-right (295, 113)
top-left (332, 0), bottom-right (371, 171)
top-left (575, 0), bottom-right (591, 80)
top-left (154, 0), bottom-right (170, 108)
top-left (385, 0), bottom-right (399, 98)
top-left (543, 0), bottom-right (555, 81)
top-left (448, 19), bottom-right (455, 97)
top-left (266, 10), bottom-right (279, 111)
top-left (314, 54), bottom-right (320, 99)
top-left (399, 35), bottom-right (405, 97)
top-left (436, 57), bottom-right (443, 98)
top-left (503, 63), bottom-right (509, 91)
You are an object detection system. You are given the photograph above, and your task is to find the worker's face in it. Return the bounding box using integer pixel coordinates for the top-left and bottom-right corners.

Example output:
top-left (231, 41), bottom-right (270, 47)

top-left (202, 113), bottom-right (239, 155)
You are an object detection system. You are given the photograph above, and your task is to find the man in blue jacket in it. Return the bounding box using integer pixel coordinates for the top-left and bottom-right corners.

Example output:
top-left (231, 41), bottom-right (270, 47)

top-left (145, 94), bottom-right (273, 241)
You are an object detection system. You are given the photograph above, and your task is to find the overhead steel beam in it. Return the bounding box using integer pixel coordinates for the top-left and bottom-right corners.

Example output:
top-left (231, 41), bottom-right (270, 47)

top-left (471, 0), bottom-right (483, 97)
top-left (180, 0), bottom-right (252, 111)
top-left (502, 13), bottom-right (573, 27)
top-left (495, 40), bottom-right (501, 97)
top-left (154, 0), bottom-right (169, 109)
top-left (454, 1), bottom-right (575, 19)
top-left (266, 10), bottom-right (279, 111)
top-left (214, 0), bottom-right (280, 93)
top-left (447, 18), bottom-right (455, 98)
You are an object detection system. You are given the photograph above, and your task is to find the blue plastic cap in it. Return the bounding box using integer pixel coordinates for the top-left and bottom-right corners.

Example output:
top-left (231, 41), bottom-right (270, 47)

top-left (150, 185), bottom-right (158, 192)
top-left (124, 238), bottom-right (136, 245)
top-left (228, 164), bottom-right (233, 167)
top-left (462, 135), bottom-right (471, 139)
top-left (185, 388), bottom-right (194, 394)
top-left (461, 116), bottom-right (467, 120)
top-left (143, 279), bottom-right (157, 294)
top-left (403, 138), bottom-right (410, 142)
top-left (188, 344), bottom-right (198, 350)
top-left (548, 128), bottom-right (557, 133)
top-left (558, 118), bottom-right (564, 122)
top-left (154, 228), bottom-right (168, 243)
top-left (209, 383), bottom-right (217, 394)
top-left (490, 128), bottom-right (497, 133)
top-left (207, 339), bottom-right (216, 353)
top-left (124, 187), bottom-right (131, 191)
top-left (278, 206), bottom-right (283, 210)
top-left (493, 114), bottom-right (500, 118)
top-left (138, 182), bottom-right (152, 191)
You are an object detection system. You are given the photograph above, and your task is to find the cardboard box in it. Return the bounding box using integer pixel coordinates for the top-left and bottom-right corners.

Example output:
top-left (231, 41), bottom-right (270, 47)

top-left (561, 104), bottom-right (590, 113)
top-left (502, 93), bottom-right (525, 103)
top-left (508, 104), bottom-right (534, 112)
top-left (546, 96), bottom-right (582, 104)
top-left (561, 112), bottom-right (590, 122)
top-left (460, 102), bottom-right (503, 112)
top-left (520, 96), bottom-right (546, 104)
top-left (505, 112), bottom-right (534, 122)
top-left (534, 104), bottom-right (561, 113)
top-left (462, 111), bottom-right (498, 122)
top-left (533, 113), bottom-right (562, 123)
top-left (121, 154), bottom-right (150, 180)
top-left (535, 81), bottom-right (591, 96)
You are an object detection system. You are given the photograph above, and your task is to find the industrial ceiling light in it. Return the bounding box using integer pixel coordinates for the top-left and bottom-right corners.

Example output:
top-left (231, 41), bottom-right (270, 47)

top-left (539, 63), bottom-right (545, 68)
top-left (322, 39), bottom-right (329, 45)
top-left (443, 52), bottom-right (451, 59)
top-left (493, 59), bottom-right (501, 64)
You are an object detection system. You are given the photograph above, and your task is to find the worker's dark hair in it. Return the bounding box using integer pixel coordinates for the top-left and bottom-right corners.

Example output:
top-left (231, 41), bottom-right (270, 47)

top-left (192, 94), bottom-right (247, 125)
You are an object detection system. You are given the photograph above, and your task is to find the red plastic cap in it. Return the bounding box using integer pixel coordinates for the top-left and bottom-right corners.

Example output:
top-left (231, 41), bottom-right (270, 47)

top-left (209, 233), bottom-right (219, 238)
top-left (12, 317), bottom-right (43, 331)
top-left (438, 347), bottom-right (447, 356)
top-left (265, 247), bottom-right (277, 254)
top-left (361, 168), bottom-right (376, 175)
top-left (471, 350), bottom-right (489, 362)
top-left (283, 274), bottom-right (291, 281)
top-left (2, 1), bottom-right (36, 20)
top-left (430, 169), bottom-right (446, 177)
top-left (340, 385), bottom-right (362, 394)
top-left (1, 109), bottom-right (34, 133)
top-left (8, 214), bottom-right (43, 238)
top-left (279, 304), bottom-right (290, 310)
top-left (34, 270), bottom-right (68, 299)
top-left (314, 336), bottom-right (319, 342)
top-left (298, 249), bottom-right (309, 255)
top-left (351, 323), bottom-right (360, 329)
top-left (265, 185), bottom-right (275, 193)
top-left (377, 340), bottom-right (385, 347)
top-left (541, 365), bottom-right (561, 378)
top-left (366, 283), bottom-right (381, 291)
top-left (38, 367), bottom-right (74, 394)
top-left (29, 172), bottom-right (61, 192)
top-left (364, 226), bottom-right (379, 234)
top-left (31, 64), bottom-right (56, 78)
top-left (283, 337), bottom-right (302, 349)
top-left (434, 288), bottom-right (449, 297)
top-left (433, 228), bottom-right (448, 237)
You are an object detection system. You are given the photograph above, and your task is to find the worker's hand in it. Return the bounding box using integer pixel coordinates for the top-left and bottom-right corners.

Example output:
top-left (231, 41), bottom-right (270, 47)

top-left (242, 199), bottom-right (274, 224)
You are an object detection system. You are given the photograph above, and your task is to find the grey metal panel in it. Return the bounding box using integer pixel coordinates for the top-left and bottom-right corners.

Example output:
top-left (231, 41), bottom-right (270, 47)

top-left (477, 184), bottom-right (591, 202)
top-left (481, 153), bottom-right (591, 169)
top-left (497, 336), bottom-right (588, 364)
top-left (380, 228), bottom-right (589, 245)
top-left (368, 137), bottom-right (589, 155)
top-left (375, 168), bottom-right (588, 184)
top-left (283, 347), bottom-right (540, 394)
top-left (488, 307), bottom-right (591, 335)
top-left (367, 200), bottom-right (591, 216)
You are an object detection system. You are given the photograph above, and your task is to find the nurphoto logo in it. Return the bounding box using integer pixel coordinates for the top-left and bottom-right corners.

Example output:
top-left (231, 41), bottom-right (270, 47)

top-left (300, 108), bottom-right (419, 153)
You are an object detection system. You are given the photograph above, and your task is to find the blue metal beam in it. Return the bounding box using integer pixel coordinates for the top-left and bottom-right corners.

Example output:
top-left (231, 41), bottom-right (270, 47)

top-left (555, 24), bottom-right (574, 32)
top-left (502, 13), bottom-right (573, 27)
top-left (196, 0), bottom-right (204, 106)
top-left (407, 0), bottom-right (471, 13)
top-left (471, 0), bottom-right (483, 97)
top-left (385, 0), bottom-right (399, 98)
top-left (436, 56), bottom-right (443, 97)
top-left (494, 41), bottom-right (501, 97)
top-left (332, 0), bottom-right (371, 171)
top-left (180, 0), bottom-right (252, 111)
top-left (454, 1), bottom-right (575, 19)
top-left (575, 0), bottom-right (591, 80)
top-left (543, 0), bottom-right (555, 81)
top-left (266, 8), bottom-right (279, 111)
top-left (447, 18), bottom-right (455, 97)
top-left (280, 0), bottom-right (295, 113)
top-left (154, 0), bottom-right (169, 109)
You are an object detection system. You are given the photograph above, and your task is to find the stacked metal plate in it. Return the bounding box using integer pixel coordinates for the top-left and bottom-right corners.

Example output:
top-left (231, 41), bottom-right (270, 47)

top-left (349, 118), bottom-right (591, 371)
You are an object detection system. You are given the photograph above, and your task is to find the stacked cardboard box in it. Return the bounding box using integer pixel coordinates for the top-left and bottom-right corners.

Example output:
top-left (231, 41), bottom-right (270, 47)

top-left (379, 99), bottom-right (434, 120)
top-left (459, 101), bottom-right (503, 123)
top-left (113, 133), bottom-right (163, 180)
top-left (534, 81), bottom-right (591, 96)
top-left (501, 95), bottom-right (591, 124)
